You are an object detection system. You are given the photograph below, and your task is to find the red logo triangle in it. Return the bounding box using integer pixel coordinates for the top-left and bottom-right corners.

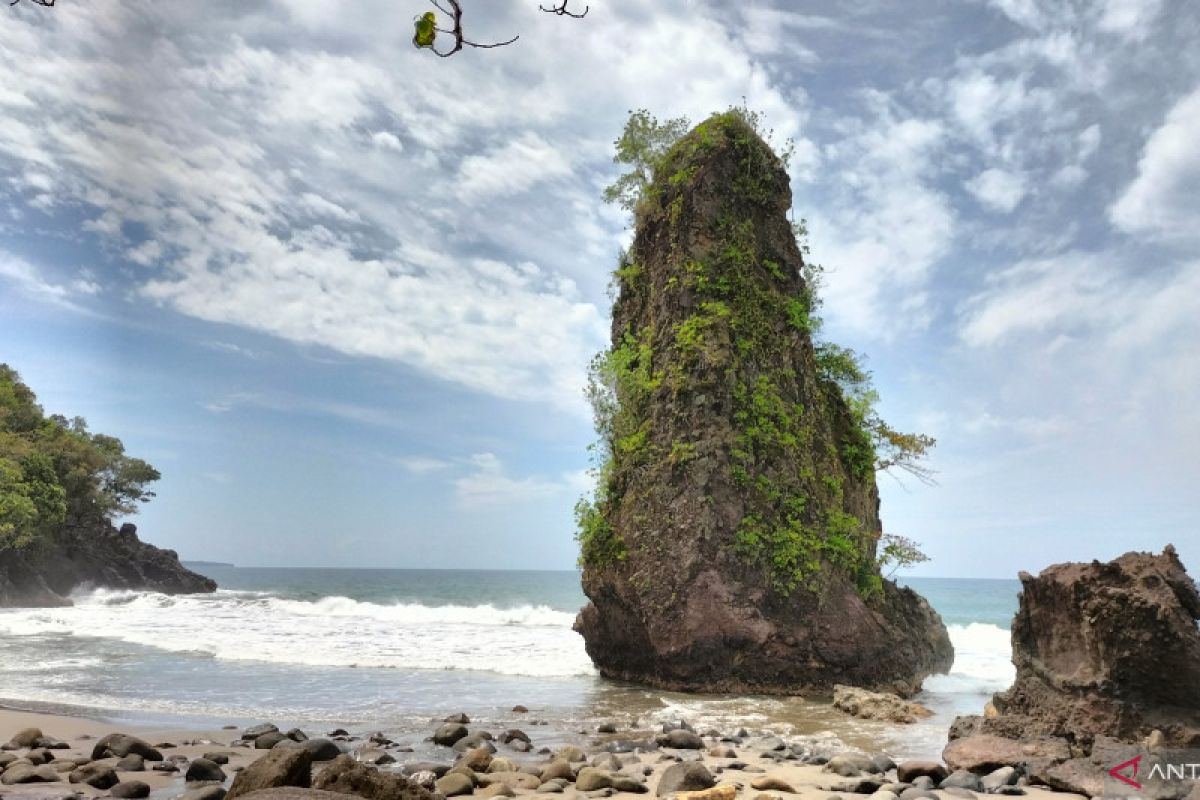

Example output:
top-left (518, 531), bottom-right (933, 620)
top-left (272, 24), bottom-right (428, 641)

top-left (1109, 755), bottom-right (1143, 789)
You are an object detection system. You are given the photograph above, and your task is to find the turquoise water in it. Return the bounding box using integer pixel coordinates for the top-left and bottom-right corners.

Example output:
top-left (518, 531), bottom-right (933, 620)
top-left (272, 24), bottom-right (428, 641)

top-left (0, 568), bottom-right (1019, 760)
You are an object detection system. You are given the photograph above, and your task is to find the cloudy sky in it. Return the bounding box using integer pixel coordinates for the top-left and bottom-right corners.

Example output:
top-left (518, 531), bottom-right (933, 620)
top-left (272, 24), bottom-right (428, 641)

top-left (1, 0), bottom-right (1196, 577)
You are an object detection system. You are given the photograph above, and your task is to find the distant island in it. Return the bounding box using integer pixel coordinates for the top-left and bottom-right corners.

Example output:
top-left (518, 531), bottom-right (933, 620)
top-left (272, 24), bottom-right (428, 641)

top-left (183, 560), bottom-right (236, 569)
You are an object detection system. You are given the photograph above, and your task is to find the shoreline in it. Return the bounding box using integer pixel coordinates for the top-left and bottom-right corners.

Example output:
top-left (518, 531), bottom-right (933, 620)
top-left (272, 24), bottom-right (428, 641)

top-left (0, 705), bottom-right (1090, 800)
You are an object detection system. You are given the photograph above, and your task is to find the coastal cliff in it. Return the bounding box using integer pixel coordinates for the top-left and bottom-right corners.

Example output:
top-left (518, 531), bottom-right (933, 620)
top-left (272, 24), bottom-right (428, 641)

top-left (0, 363), bottom-right (215, 607)
top-left (574, 112), bottom-right (952, 694)
top-left (0, 521), bottom-right (216, 607)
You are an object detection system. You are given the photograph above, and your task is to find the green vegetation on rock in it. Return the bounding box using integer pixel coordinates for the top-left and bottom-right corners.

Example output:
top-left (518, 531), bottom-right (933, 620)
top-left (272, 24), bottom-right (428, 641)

top-left (0, 364), bottom-right (159, 552)
top-left (579, 108), bottom-right (934, 594)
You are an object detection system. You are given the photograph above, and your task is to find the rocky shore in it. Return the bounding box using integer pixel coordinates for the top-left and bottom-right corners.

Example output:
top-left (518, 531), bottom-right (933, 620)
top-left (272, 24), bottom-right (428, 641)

top-left (0, 522), bottom-right (215, 608)
top-left (0, 707), bottom-right (1115, 800)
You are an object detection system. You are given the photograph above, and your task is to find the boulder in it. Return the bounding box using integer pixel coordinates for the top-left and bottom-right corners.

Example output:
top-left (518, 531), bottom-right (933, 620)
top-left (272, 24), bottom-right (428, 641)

top-left (258, 732), bottom-right (289, 749)
top-left (245, 725), bottom-right (281, 741)
top-left (432, 724), bottom-right (469, 748)
top-left (227, 747), bottom-right (313, 800)
top-left (832, 686), bottom-right (933, 724)
top-left (575, 767), bottom-right (613, 791)
top-left (825, 753), bottom-right (877, 778)
top-left (658, 730), bottom-right (704, 750)
top-left (750, 776), bottom-right (795, 792)
top-left (938, 771), bottom-right (982, 792)
top-left (68, 762), bottom-right (119, 789)
top-left (554, 745), bottom-right (586, 763)
top-left (479, 784), bottom-right (515, 798)
top-left (657, 762), bottom-right (715, 797)
top-left (572, 112), bottom-right (953, 696)
top-left (980, 767), bottom-right (1017, 792)
top-left (91, 734), bottom-right (163, 761)
top-left (435, 772), bottom-right (474, 797)
top-left (112, 779), bottom-right (152, 798)
top-left (9, 728), bottom-right (43, 748)
top-left (311, 754), bottom-right (436, 800)
top-left (117, 753), bottom-right (146, 771)
top-left (983, 547), bottom-right (1200, 748)
top-left (539, 760), bottom-right (573, 782)
top-left (187, 757), bottom-right (229, 783)
top-left (302, 739), bottom-right (342, 762)
top-left (675, 786), bottom-right (737, 800)
top-left (942, 734), bottom-right (1068, 774)
top-left (896, 762), bottom-right (946, 784)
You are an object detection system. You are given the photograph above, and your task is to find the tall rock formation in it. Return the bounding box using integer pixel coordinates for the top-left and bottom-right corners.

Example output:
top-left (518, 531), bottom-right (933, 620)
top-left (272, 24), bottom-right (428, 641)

top-left (574, 112), bottom-right (952, 695)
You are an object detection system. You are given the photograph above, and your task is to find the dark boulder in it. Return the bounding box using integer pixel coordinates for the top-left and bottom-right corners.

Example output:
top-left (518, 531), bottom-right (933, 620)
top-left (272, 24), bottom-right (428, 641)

top-left (68, 762), bottom-right (118, 789)
top-left (91, 734), bottom-right (163, 762)
top-left (657, 762), bottom-right (714, 796)
top-left (432, 724), bottom-right (469, 747)
top-left (112, 779), bottom-right (152, 798)
top-left (187, 757), bottom-right (229, 783)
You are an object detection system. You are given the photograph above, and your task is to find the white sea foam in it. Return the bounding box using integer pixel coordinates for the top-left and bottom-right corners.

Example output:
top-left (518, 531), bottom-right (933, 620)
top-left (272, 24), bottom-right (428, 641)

top-left (0, 588), bottom-right (596, 677)
top-left (923, 622), bottom-right (1014, 696)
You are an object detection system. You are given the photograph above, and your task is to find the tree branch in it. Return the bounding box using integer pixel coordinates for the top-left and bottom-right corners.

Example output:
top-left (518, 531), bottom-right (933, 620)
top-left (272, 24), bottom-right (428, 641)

top-left (539, 1), bottom-right (588, 18)
top-left (422, 0), bottom-right (519, 58)
top-left (10, 0), bottom-right (57, 6)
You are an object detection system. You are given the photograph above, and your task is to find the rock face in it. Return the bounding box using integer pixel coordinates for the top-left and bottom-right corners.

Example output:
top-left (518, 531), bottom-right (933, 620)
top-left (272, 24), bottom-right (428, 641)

top-left (944, 547), bottom-right (1200, 797)
top-left (965, 546), bottom-right (1200, 749)
top-left (574, 111), bottom-right (952, 695)
top-left (832, 685), bottom-right (933, 724)
top-left (0, 521), bottom-right (215, 607)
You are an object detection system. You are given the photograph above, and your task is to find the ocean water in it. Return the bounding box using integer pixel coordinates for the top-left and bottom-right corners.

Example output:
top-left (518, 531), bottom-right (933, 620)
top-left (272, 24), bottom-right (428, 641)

top-left (0, 568), bottom-right (1019, 760)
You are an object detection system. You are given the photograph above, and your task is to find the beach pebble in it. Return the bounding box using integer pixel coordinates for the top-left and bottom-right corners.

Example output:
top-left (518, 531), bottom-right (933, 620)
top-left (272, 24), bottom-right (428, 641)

top-left (117, 753), bottom-right (145, 771)
top-left (590, 754), bottom-right (622, 772)
top-left (225, 747), bottom-right (312, 800)
top-left (896, 762), bottom-right (947, 784)
top-left (437, 772), bottom-right (475, 796)
top-left (243, 724), bottom-right (280, 741)
top-left (940, 771), bottom-right (984, 793)
top-left (111, 779), bottom-right (152, 798)
top-left (186, 757), bottom-right (228, 783)
top-left (152, 761), bottom-right (179, 773)
top-left (499, 729), bottom-right (530, 745)
top-left (510, 739), bottom-right (532, 753)
top-left (204, 753), bottom-right (233, 765)
top-left (434, 724), bottom-right (471, 748)
top-left (539, 760), bottom-right (574, 782)
top-left (487, 758), bottom-right (518, 774)
top-left (709, 747), bottom-right (737, 759)
top-left (575, 768), bottom-right (613, 792)
top-left (179, 787), bottom-right (227, 800)
top-left (8, 728), bottom-right (43, 749)
top-left (91, 734), bottom-right (162, 762)
top-left (657, 730), bottom-right (703, 750)
top-left (750, 776), bottom-right (795, 792)
top-left (256, 733), bottom-right (288, 749)
top-left (68, 762), bottom-right (118, 789)
top-left (612, 775), bottom-right (648, 794)
top-left (980, 767), bottom-right (1017, 791)
top-left (555, 746), bottom-right (587, 764)
top-left (403, 762), bottom-right (451, 778)
top-left (656, 762), bottom-right (714, 797)
top-left (409, 770), bottom-right (438, 790)
top-left (2, 763), bottom-right (61, 784)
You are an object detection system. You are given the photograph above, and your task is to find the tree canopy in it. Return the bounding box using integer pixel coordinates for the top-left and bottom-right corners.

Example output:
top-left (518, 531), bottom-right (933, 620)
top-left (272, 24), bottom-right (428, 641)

top-left (0, 365), bottom-right (159, 551)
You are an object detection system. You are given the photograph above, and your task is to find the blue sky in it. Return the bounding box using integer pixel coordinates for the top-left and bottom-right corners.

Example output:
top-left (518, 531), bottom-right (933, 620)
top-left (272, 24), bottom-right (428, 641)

top-left (0, 0), bottom-right (1197, 577)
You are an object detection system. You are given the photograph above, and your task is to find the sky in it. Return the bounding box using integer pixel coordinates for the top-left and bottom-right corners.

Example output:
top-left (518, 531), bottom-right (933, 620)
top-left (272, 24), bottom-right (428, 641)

top-left (0, 0), bottom-right (1197, 578)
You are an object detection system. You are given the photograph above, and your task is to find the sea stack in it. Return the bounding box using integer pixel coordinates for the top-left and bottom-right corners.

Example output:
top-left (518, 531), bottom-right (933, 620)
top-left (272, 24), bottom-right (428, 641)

top-left (574, 112), bottom-right (953, 694)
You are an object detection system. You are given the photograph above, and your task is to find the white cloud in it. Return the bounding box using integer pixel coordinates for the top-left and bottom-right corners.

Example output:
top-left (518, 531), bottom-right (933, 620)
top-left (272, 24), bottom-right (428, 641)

top-left (395, 456), bottom-right (451, 474)
top-left (0, 253), bottom-right (79, 307)
top-left (369, 131), bottom-right (403, 152)
top-left (807, 96), bottom-right (953, 333)
top-left (966, 167), bottom-right (1028, 213)
top-left (1098, 0), bottom-right (1162, 41)
top-left (453, 453), bottom-right (583, 509)
top-left (1109, 85), bottom-right (1200, 242)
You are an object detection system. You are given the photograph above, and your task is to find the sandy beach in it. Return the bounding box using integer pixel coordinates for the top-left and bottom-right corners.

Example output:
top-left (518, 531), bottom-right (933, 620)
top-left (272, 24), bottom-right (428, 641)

top-left (0, 705), bottom-right (1089, 800)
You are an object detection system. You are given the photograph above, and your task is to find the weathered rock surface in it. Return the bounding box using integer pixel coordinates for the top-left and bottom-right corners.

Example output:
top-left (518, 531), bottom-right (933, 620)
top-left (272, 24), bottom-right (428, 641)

top-left (311, 754), bottom-right (437, 800)
top-left (832, 685), bottom-right (933, 724)
top-left (573, 111), bottom-right (952, 695)
top-left (943, 547), bottom-right (1200, 797)
top-left (227, 748), bottom-right (313, 800)
top-left (0, 522), bottom-right (215, 608)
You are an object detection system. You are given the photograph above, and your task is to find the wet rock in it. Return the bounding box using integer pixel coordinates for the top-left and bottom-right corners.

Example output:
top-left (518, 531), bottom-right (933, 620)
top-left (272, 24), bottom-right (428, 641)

top-left (555, 746), bottom-right (587, 763)
top-left (301, 739), bottom-right (341, 762)
top-left (613, 775), bottom-right (649, 793)
top-left (825, 753), bottom-right (876, 778)
top-left (708, 747), bottom-right (737, 759)
top-left (226, 747), bottom-right (312, 800)
top-left (540, 761), bottom-right (574, 782)
top-left (511, 706), bottom-right (528, 714)
top-left (498, 729), bottom-right (530, 745)
top-left (112, 779), bottom-right (152, 798)
top-left (940, 772), bottom-right (983, 792)
top-left (832, 686), bottom-right (934, 724)
top-left (657, 762), bottom-right (715, 797)
top-left (27, 748), bottom-right (54, 765)
top-left (68, 762), bottom-right (118, 789)
top-left (444, 714), bottom-right (470, 725)
top-left (402, 763), bottom-right (450, 778)
top-left (597, 723), bottom-right (617, 734)
top-left (460, 748), bottom-right (492, 772)
top-left (187, 757), bottom-right (229, 783)
top-left (486, 757), bottom-right (517, 774)
top-left (206, 753), bottom-right (234, 765)
top-left (432, 724), bottom-right (469, 748)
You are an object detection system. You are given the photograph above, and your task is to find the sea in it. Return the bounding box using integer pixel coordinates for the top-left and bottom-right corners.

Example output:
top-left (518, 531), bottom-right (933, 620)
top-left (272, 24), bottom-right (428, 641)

top-left (0, 568), bottom-right (1018, 761)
